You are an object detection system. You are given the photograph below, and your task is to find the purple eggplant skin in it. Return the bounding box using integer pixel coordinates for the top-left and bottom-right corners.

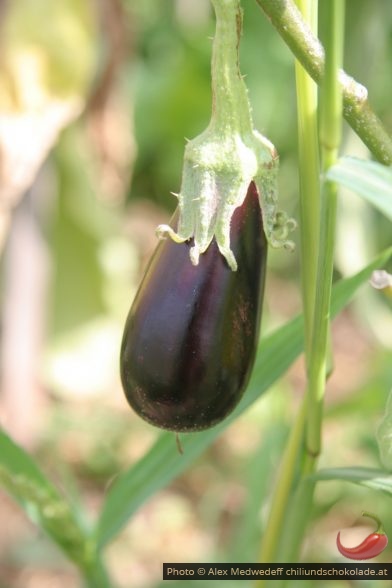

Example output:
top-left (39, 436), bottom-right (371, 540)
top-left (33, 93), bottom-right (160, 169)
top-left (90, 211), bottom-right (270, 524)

top-left (120, 181), bottom-right (267, 432)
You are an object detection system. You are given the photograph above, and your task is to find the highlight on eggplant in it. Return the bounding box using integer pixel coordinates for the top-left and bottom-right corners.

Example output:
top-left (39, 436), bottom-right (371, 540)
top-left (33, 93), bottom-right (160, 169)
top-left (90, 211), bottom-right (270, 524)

top-left (120, 182), bottom-right (267, 432)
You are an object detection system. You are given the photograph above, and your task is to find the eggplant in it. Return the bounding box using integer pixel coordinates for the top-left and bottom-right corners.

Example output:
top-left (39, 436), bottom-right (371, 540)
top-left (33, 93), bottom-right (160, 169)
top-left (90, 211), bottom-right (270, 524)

top-left (120, 181), bottom-right (267, 432)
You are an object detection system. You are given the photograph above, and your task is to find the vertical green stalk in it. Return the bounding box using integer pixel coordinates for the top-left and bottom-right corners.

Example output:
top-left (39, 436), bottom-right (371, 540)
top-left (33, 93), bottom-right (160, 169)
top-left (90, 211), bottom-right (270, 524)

top-left (255, 2), bottom-right (319, 580)
top-left (257, 401), bottom-right (306, 568)
top-left (306, 0), bottom-right (345, 457)
top-left (279, 1), bottom-right (345, 567)
top-left (295, 0), bottom-right (320, 360)
top-left (256, 1), bottom-right (345, 578)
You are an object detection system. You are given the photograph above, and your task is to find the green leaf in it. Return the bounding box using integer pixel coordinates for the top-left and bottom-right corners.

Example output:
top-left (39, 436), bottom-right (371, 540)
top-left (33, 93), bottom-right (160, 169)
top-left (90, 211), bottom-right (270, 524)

top-left (327, 156), bottom-right (392, 221)
top-left (96, 246), bottom-right (392, 548)
top-left (0, 429), bottom-right (92, 569)
top-left (309, 467), bottom-right (392, 496)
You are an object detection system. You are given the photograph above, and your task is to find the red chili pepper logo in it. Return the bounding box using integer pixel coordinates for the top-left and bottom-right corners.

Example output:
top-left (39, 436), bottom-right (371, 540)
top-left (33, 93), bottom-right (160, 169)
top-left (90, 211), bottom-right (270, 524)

top-left (337, 512), bottom-right (388, 560)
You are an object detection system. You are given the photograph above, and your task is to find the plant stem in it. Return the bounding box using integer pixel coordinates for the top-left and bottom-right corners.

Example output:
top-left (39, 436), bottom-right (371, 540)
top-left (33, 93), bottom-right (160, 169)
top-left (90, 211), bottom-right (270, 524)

top-left (83, 554), bottom-right (112, 588)
top-left (255, 4), bottom-right (320, 580)
top-left (209, 0), bottom-right (253, 135)
top-left (256, 1), bottom-right (345, 575)
top-left (278, 0), bottom-right (345, 569)
top-left (256, 400), bottom-right (306, 573)
top-left (274, 473), bottom-right (315, 565)
top-left (294, 0), bottom-right (320, 361)
top-left (255, 2), bottom-right (319, 577)
top-left (255, 0), bottom-right (392, 165)
top-left (306, 0), bottom-right (345, 457)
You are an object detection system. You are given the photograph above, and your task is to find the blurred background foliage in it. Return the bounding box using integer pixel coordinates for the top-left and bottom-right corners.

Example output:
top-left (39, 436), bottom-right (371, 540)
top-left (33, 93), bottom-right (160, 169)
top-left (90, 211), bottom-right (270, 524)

top-left (0, 0), bottom-right (391, 586)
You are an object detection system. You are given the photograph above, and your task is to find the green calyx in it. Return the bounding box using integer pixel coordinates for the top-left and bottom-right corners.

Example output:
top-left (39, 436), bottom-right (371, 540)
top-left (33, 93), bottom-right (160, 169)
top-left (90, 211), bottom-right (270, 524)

top-left (362, 511), bottom-right (387, 536)
top-left (156, 0), bottom-right (295, 271)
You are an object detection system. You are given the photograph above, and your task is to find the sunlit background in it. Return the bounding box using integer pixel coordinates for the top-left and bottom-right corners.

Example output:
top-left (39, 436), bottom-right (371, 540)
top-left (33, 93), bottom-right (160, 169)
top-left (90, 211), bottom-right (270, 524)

top-left (0, 0), bottom-right (391, 586)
